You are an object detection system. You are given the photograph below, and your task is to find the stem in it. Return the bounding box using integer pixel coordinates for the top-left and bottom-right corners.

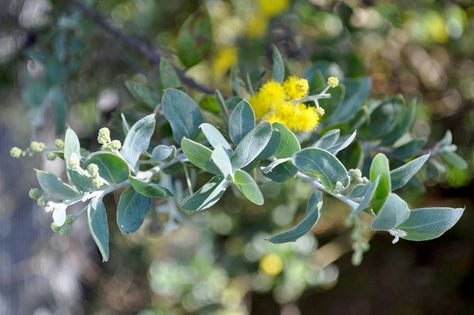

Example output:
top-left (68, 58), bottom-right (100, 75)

top-left (296, 172), bottom-right (359, 210)
top-left (182, 163), bottom-right (193, 194)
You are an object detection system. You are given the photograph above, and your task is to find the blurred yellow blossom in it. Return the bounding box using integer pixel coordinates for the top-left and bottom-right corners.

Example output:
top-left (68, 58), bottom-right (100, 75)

top-left (246, 13), bottom-right (268, 38)
top-left (260, 253), bottom-right (283, 276)
top-left (212, 46), bottom-right (238, 78)
top-left (258, 0), bottom-right (289, 17)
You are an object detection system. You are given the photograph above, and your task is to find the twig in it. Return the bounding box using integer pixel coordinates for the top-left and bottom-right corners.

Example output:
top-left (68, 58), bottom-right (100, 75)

top-left (66, 0), bottom-right (215, 94)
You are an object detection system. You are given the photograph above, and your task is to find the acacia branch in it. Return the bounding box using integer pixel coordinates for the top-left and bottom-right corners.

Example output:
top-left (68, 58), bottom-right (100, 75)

top-left (67, 0), bottom-right (214, 94)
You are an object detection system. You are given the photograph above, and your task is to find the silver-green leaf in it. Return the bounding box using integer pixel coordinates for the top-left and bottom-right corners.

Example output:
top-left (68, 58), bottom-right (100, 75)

top-left (88, 197), bottom-right (109, 262)
top-left (398, 207), bottom-right (464, 241)
top-left (120, 114), bottom-right (156, 168)
top-left (292, 148), bottom-right (349, 190)
top-left (268, 191), bottom-right (323, 243)
top-left (116, 187), bottom-right (152, 235)
top-left (162, 88), bottom-right (204, 144)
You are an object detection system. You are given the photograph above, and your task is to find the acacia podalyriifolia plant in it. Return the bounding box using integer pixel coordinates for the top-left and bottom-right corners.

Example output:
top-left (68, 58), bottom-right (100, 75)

top-left (12, 46), bottom-right (466, 263)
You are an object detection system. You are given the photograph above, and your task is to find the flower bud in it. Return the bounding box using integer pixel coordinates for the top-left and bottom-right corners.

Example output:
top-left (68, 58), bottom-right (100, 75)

top-left (87, 163), bottom-right (99, 178)
top-left (54, 139), bottom-right (64, 148)
top-left (29, 188), bottom-right (41, 200)
top-left (47, 152), bottom-right (56, 161)
top-left (10, 147), bottom-right (22, 158)
top-left (69, 153), bottom-right (80, 169)
top-left (327, 76), bottom-right (339, 88)
top-left (91, 177), bottom-right (105, 189)
top-left (348, 168), bottom-right (362, 181)
top-left (37, 196), bottom-right (48, 207)
top-left (316, 107), bottom-right (325, 116)
top-left (97, 127), bottom-right (111, 144)
top-left (30, 141), bottom-right (45, 152)
top-left (110, 140), bottom-right (122, 151)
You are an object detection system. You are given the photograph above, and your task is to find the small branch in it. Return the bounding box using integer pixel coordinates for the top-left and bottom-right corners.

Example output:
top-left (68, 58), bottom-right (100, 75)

top-left (297, 172), bottom-right (359, 210)
top-left (66, 0), bottom-right (214, 94)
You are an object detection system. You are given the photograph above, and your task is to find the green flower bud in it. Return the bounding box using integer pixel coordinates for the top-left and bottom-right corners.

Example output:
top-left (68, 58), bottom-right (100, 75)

top-left (29, 188), bottom-right (41, 200)
top-left (10, 147), bottom-right (22, 158)
top-left (348, 169), bottom-right (362, 181)
top-left (54, 139), bottom-right (64, 148)
top-left (97, 127), bottom-right (111, 145)
top-left (87, 163), bottom-right (99, 177)
top-left (47, 152), bottom-right (56, 161)
top-left (37, 196), bottom-right (48, 207)
top-left (30, 141), bottom-right (45, 152)
top-left (91, 176), bottom-right (105, 188)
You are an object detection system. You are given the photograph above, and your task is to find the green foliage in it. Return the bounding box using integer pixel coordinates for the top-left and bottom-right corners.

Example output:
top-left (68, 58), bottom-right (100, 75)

top-left (21, 29), bottom-right (466, 265)
top-left (117, 187), bottom-right (152, 235)
top-left (268, 191), bottom-right (323, 243)
top-left (88, 197), bottom-right (109, 262)
top-left (162, 88), bottom-right (204, 144)
top-left (176, 6), bottom-right (213, 68)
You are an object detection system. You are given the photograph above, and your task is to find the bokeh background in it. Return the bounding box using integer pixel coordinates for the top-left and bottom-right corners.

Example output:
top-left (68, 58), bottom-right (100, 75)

top-left (1, 0), bottom-right (473, 314)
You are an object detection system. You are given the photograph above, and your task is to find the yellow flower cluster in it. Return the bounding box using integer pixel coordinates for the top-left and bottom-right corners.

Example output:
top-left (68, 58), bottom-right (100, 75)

top-left (249, 76), bottom-right (321, 132)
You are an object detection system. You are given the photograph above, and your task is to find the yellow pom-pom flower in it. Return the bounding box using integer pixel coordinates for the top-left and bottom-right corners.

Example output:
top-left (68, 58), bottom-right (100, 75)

top-left (282, 76), bottom-right (309, 100)
top-left (249, 80), bottom-right (286, 119)
top-left (249, 76), bottom-right (322, 132)
top-left (259, 253), bottom-right (283, 277)
top-left (327, 76), bottom-right (339, 88)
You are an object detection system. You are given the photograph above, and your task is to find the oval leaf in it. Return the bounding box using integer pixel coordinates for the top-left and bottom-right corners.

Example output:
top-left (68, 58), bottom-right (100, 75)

top-left (120, 114), bottom-right (156, 168)
top-left (151, 145), bottom-right (176, 161)
top-left (369, 153), bottom-right (391, 214)
top-left (292, 148), bottom-right (349, 189)
top-left (116, 187), bottom-right (152, 235)
top-left (84, 152), bottom-right (130, 184)
top-left (231, 122), bottom-right (272, 169)
top-left (162, 88), bottom-right (204, 144)
top-left (200, 123), bottom-right (231, 152)
top-left (181, 137), bottom-right (220, 174)
top-left (181, 176), bottom-right (229, 212)
top-left (273, 122), bottom-right (300, 159)
top-left (36, 170), bottom-right (79, 200)
top-left (232, 169), bottom-right (263, 205)
top-left (129, 177), bottom-right (174, 198)
top-left (272, 45), bottom-right (285, 83)
top-left (229, 100), bottom-right (255, 145)
top-left (391, 153), bottom-right (430, 190)
top-left (268, 191), bottom-right (323, 243)
top-left (398, 207), bottom-right (464, 241)
top-left (371, 193), bottom-right (410, 231)
top-left (88, 197), bottom-right (109, 262)
top-left (64, 128), bottom-right (80, 169)
top-left (211, 146), bottom-right (233, 177)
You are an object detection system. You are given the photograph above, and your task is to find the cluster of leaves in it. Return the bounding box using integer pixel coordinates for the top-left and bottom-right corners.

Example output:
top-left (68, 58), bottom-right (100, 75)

top-left (23, 46), bottom-right (466, 263)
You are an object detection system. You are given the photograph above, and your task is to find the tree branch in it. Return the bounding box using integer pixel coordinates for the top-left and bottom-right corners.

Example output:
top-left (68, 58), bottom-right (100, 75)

top-left (67, 0), bottom-right (215, 94)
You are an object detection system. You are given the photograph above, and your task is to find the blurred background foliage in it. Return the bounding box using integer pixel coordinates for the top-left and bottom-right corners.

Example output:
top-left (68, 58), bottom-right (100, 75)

top-left (0, 0), bottom-right (473, 314)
